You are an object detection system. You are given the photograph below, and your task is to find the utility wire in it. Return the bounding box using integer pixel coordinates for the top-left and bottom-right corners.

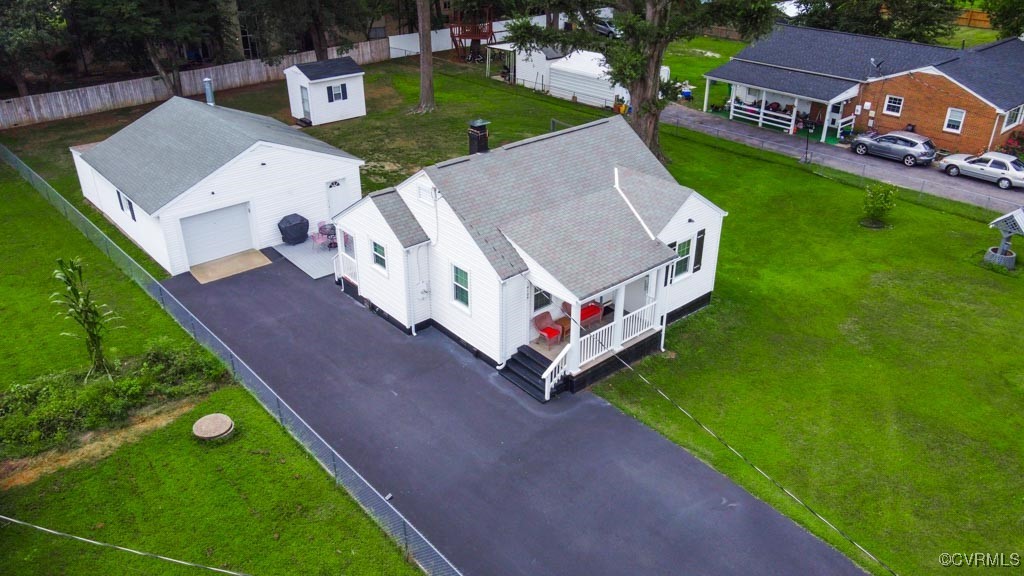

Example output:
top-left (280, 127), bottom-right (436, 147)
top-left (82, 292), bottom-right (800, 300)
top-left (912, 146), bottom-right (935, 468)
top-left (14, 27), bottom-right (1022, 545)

top-left (0, 514), bottom-right (252, 576)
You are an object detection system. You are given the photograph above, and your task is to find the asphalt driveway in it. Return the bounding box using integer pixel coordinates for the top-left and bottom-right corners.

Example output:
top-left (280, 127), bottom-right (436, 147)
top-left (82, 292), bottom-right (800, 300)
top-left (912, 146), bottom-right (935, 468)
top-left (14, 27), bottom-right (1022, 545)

top-left (162, 250), bottom-right (865, 576)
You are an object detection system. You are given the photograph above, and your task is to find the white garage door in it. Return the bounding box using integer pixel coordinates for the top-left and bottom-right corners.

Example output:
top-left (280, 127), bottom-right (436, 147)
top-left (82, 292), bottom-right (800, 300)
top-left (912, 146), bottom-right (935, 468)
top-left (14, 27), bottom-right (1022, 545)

top-left (181, 203), bottom-right (253, 266)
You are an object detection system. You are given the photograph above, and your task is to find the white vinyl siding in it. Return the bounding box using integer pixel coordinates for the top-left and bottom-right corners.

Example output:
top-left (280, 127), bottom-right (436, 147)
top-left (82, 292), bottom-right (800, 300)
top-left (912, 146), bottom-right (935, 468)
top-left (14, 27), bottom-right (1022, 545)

top-left (883, 95), bottom-right (903, 116)
top-left (1003, 104), bottom-right (1023, 132)
top-left (159, 143), bottom-right (362, 275)
top-left (396, 173), bottom-right (505, 363)
top-left (656, 195), bottom-right (725, 317)
top-left (284, 67), bottom-right (367, 126)
top-left (334, 199), bottom-right (412, 327)
top-left (944, 108), bottom-right (966, 133)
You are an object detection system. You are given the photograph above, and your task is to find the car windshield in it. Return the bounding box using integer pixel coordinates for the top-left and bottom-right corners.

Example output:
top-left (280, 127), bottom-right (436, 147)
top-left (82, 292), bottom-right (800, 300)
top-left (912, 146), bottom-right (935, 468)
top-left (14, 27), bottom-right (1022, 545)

top-left (921, 140), bottom-right (936, 151)
top-left (1013, 159), bottom-right (1024, 172)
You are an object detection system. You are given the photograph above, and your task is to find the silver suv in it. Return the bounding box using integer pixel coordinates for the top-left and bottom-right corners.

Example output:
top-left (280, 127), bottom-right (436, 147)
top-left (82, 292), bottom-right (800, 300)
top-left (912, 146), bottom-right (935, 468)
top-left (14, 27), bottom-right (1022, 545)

top-left (851, 130), bottom-right (937, 166)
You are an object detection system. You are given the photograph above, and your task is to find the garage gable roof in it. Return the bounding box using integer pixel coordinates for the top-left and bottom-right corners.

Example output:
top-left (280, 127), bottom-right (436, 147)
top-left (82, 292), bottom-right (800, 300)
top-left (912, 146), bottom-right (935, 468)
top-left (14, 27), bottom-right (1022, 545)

top-left (294, 57), bottom-right (364, 81)
top-left (81, 97), bottom-right (360, 214)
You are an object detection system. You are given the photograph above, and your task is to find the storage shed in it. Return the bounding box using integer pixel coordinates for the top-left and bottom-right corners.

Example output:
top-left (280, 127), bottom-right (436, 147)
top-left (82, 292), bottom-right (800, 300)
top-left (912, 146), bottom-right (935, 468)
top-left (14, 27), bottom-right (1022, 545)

top-left (548, 51), bottom-right (631, 108)
top-left (71, 97), bottom-right (364, 276)
top-left (284, 56), bottom-right (367, 126)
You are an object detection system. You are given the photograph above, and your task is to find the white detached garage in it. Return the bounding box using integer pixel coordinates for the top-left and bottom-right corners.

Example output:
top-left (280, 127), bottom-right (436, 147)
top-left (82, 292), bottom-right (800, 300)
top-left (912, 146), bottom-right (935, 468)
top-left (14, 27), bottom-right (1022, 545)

top-left (71, 96), bottom-right (364, 276)
top-left (284, 57), bottom-right (367, 126)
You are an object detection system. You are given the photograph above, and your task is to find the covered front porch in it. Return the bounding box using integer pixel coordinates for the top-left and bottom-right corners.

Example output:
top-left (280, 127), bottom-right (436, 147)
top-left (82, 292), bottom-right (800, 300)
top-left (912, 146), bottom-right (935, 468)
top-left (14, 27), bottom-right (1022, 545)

top-left (521, 267), bottom-right (663, 401)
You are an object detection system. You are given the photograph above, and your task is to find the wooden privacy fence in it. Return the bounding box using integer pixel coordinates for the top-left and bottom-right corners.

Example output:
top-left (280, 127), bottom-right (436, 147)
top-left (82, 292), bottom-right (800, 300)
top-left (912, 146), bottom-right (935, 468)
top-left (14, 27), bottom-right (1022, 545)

top-left (0, 38), bottom-right (389, 130)
top-left (957, 9), bottom-right (992, 29)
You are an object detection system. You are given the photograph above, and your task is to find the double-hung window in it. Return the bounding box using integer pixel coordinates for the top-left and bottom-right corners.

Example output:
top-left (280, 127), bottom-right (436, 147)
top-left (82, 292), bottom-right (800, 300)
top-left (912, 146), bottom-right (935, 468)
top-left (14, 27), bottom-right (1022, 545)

top-left (674, 239), bottom-right (692, 278)
top-left (328, 83), bottom-right (348, 102)
top-left (372, 241), bottom-right (386, 269)
top-left (944, 108), bottom-right (966, 133)
top-left (1003, 104), bottom-right (1023, 132)
top-left (883, 95), bottom-right (904, 116)
top-left (453, 266), bottom-right (470, 307)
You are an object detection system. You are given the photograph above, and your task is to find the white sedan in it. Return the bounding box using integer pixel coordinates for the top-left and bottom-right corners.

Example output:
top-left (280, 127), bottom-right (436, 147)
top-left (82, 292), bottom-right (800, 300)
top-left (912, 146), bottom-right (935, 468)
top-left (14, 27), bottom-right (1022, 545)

top-left (938, 151), bottom-right (1024, 190)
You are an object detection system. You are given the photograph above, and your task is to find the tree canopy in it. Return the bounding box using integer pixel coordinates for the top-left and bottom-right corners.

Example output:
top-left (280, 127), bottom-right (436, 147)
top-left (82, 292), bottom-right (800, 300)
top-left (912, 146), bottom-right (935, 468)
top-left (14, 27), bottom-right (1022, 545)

top-left (983, 0), bottom-right (1024, 39)
top-left (505, 0), bottom-right (776, 159)
top-left (792, 0), bottom-right (961, 44)
top-left (0, 0), bottom-right (66, 96)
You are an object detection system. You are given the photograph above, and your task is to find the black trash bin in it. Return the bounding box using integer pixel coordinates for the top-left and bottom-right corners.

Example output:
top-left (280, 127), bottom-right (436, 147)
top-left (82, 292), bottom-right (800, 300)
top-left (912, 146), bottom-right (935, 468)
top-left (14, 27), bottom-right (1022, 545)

top-left (278, 214), bottom-right (309, 245)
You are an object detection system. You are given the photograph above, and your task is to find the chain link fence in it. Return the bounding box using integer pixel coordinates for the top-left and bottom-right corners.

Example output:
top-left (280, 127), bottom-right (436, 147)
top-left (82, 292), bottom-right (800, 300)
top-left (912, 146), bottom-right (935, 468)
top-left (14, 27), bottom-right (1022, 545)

top-left (0, 144), bottom-right (462, 576)
top-left (663, 114), bottom-right (1023, 218)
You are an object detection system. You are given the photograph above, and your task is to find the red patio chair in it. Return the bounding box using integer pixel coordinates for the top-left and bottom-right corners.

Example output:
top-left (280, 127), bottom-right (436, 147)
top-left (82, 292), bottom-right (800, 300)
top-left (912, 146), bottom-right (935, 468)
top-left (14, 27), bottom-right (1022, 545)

top-left (533, 312), bottom-right (562, 349)
top-left (561, 301), bottom-right (603, 330)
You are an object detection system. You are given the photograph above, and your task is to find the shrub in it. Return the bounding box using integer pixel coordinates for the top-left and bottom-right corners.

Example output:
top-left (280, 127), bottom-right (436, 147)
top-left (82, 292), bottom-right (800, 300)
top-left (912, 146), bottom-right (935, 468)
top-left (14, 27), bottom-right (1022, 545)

top-left (863, 183), bottom-right (897, 224)
top-left (997, 131), bottom-right (1023, 161)
top-left (0, 341), bottom-right (229, 458)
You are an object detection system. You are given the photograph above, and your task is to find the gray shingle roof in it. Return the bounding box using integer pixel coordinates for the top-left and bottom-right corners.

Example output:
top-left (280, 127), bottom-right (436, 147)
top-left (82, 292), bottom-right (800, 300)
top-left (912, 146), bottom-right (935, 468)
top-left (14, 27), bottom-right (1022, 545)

top-left (369, 188), bottom-right (429, 248)
top-left (423, 115), bottom-right (694, 298)
top-left (294, 56), bottom-right (364, 81)
top-left (80, 97), bottom-right (359, 214)
top-left (705, 59), bottom-right (860, 102)
top-left (615, 166), bottom-right (695, 234)
top-left (937, 38), bottom-right (1024, 110)
top-left (732, 24), bottom-right (955, 81)
top-left (502, 187), bottom-right (676, 299)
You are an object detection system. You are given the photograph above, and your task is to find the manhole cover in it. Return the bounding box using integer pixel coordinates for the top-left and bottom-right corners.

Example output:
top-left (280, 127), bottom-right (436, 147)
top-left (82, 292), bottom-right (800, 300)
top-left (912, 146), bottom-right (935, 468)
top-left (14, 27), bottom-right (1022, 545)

top-left (192, 413), bottom-right (235, 440)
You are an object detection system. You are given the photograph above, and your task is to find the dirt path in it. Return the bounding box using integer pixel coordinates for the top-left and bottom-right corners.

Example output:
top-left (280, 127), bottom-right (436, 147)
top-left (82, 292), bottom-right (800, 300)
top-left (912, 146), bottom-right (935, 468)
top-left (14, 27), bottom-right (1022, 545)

top-left (0, 398), bottom-right (198, 490)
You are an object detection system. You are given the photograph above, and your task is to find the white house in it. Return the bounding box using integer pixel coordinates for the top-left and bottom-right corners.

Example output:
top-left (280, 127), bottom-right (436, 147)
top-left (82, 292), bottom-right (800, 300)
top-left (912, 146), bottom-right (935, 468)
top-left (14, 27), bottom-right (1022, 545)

top-left (71, 96), bottom-right (364, 276)
top-left (334, 116), bottom-right (725, 402)
top-left (284, 57), bottom-right (367, 126)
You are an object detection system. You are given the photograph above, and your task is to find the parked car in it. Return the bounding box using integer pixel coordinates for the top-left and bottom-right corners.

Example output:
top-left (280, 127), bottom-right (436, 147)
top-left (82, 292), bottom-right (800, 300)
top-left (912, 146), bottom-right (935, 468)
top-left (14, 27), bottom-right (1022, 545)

top-left (938, 152), bottom-right (1024, 190)
top-left (850, 130), bottom-right (937, 166)
top-left (592, 18), bottom-right (620, 38)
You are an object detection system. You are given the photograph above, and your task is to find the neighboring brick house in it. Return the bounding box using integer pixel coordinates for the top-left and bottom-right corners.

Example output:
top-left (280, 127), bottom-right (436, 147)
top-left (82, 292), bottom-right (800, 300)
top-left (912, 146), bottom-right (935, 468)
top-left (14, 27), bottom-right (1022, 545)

top-left (703, 25), bottom-right (1024, 154)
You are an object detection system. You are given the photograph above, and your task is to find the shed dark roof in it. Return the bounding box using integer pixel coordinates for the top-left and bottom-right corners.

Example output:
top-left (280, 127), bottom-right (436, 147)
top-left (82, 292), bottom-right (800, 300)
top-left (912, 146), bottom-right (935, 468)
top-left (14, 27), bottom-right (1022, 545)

top-left (937, 38), bottom-right (1024, 110)
top-left (705, 59), bottom-right (859, 102)
top-left (369, 188), bottom-right (429, 248)
top-left (80, 97), bottom-right (359, 214)
top-left (294, 56), bottom-right (364, 81)
top-left (423, 115), bottom-right (704, 298)
top-left (732, 24), bottom-right (955, 81)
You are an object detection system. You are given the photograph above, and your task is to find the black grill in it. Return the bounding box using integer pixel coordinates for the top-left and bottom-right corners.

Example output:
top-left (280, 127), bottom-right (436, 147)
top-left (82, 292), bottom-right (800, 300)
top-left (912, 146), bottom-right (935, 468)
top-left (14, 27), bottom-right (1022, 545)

top-left (278, 214), bottom-right (309, 245)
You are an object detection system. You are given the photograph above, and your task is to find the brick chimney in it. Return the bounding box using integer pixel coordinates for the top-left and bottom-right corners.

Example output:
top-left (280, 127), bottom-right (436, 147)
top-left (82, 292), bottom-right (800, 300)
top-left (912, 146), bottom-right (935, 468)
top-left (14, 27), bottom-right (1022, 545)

top-left (468, 119), bottom-right (490, 154)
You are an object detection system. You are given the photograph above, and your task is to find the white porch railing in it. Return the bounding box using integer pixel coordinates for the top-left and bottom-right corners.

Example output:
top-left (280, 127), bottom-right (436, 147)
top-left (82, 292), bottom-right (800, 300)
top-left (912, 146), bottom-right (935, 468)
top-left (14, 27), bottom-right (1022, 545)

top-left (340, 252), bottom-right (358, 283)
top-left (731, 102), bottom-right (795, 131)
top-left (580, 323), bottom-right (615, 366)
top-left (621, 301), bottom-right (657, 343)
top-left (541, 344), bottom-right (571, 401)
top-left (838, 113), bottom-right (855, 135)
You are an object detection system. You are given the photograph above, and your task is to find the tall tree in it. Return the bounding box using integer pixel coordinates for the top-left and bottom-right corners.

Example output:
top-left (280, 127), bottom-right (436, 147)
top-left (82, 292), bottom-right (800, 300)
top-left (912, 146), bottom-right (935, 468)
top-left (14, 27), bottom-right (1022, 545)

top-left (0, 0), bottom-right (65, 97)
top-left (506, 1), bottom-right (776, 159)
top-left (237, 0), bottom-right (361, 61)
top-left (415, 0), bottom-right (436, 112)
top-left (793, 0), bottom-right (960, 43)
top-left (983, 0), bottom-right (1024, 39)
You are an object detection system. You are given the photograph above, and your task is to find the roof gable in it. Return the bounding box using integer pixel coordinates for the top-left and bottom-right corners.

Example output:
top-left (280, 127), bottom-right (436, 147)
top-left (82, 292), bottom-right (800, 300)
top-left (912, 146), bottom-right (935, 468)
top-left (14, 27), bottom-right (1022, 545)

top-left (294, 56), bottom-right (364, 81)
top-left (80, 97), bottom-right (359, 213)
top-left (368, 188), bottom-right (429, 248)
top-left (936, 38), bottom-right (1024, 110)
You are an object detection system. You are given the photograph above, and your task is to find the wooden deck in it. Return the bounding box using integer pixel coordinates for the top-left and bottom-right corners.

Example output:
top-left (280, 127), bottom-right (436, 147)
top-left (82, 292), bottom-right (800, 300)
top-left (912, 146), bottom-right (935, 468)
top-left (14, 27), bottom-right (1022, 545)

top-left (274, 242), bottom-right (335, 279)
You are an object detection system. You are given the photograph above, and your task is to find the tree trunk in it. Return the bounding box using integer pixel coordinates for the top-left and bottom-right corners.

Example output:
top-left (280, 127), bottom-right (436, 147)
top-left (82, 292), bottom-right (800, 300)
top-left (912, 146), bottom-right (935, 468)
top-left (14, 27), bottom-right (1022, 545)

top-left (145, 42), bottom-right (177, 97)
top-left (546, 9), bottom-right (558, 29)
top-left (432, 0), bottom-right (443, 27)
top-left (416, 0), bottom-right (435, 112)
top-left (626, 38), bottom-right (670, 161)
top-left (13, 73), bottom-right (29, 97)
top-left (309, 14), bottom-right (328, 60)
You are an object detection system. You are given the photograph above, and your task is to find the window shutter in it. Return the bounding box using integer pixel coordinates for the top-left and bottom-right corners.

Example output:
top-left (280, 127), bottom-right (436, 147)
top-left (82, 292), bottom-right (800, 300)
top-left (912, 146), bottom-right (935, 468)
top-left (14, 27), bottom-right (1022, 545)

top-left (341, 84), bottom-right (348, 100)
top-left (127, 199), bottom-right (136, 221)
top-left (116, 190), bottom-right (124, 211)
top-left (692, 229), bottom-right (706, 272)
top-left (327, 86), bottom-right (334, 102)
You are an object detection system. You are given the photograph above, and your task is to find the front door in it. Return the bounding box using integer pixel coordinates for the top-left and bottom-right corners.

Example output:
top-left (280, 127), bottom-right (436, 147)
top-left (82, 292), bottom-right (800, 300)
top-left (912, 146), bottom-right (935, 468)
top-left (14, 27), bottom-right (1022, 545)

top-left (300, 86), bottom-right (310, 120)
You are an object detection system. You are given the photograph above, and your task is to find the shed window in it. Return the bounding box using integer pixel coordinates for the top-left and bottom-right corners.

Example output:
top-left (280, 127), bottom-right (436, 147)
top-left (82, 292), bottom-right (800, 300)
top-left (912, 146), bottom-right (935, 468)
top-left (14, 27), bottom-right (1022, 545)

top-left (533, 287), bottom-right (551, 311)
top-left (883, 95), bottom-right (903, 116)
top-left (944, 108), bottom-right (965, 133)
top-left (372, 241), bottom-right (386, 269)
top-left (673, 239), bottom-right (692, 278)
top-left (328, 83), bottom-right (348, 102)
top-left (453, 266), bottom-right (470, 307)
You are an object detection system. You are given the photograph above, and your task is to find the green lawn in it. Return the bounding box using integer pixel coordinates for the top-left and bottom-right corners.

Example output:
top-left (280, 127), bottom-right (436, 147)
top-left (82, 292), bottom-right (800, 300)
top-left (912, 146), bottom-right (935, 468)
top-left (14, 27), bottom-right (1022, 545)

top-left (0, 386), bottom-right (419, 575)
top-left (598, 128), bottom-right (1024, 575)
top-left (0, 165), bottom-right (190, 387)
top-left (936, 25), bottom-right (1001, 48)
top-left (662, 36), bottom-right (747, 110)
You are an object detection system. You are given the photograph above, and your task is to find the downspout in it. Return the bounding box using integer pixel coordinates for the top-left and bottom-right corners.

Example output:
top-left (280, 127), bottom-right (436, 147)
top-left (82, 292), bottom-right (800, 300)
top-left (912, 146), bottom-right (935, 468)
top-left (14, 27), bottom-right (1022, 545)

top-left (496, 274), bottom-right (507, 369)
top-left (406, 247), bottom-right (416, 336)
top-left (988, 112), bottom-right (1002, 151)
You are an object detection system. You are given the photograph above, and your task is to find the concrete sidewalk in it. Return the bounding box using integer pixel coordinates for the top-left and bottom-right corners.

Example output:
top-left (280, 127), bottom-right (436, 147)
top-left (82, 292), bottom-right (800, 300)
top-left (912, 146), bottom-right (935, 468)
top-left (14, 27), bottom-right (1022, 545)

top-left (661, 104), bottom-right (1023, 214)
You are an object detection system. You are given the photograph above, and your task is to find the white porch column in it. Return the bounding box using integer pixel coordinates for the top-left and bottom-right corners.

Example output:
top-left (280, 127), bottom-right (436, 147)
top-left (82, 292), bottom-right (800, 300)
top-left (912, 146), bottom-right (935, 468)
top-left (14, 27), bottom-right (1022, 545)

top-left (652, 267), bottom-right (667, 351)
top-left (728, 84), bottom-right (736, 119)
top-left (485, 47), bottom-right (491, 78)
top-left (567, 300), bottom-right (582, 373)
top-left (791, 97), bottom-right (800, 135)
top-left (821, 100), bottom-right (833, 143)
top-left (611, 284), bottom-right (626, 350)
top-left (758, 96), bottom-right (766, 127)
top-left (702, 78), bottom-right (711, 112)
